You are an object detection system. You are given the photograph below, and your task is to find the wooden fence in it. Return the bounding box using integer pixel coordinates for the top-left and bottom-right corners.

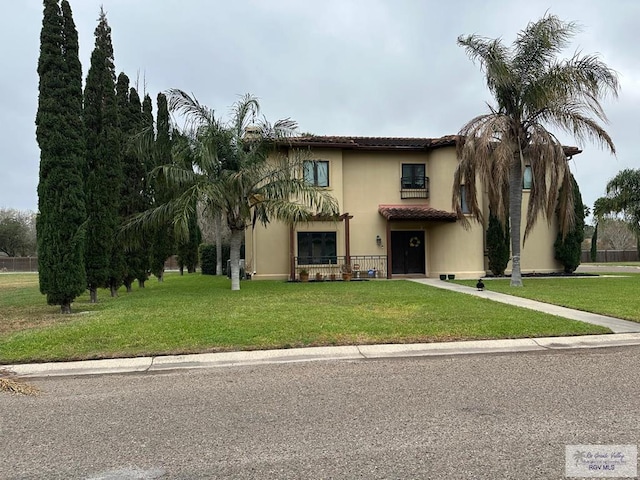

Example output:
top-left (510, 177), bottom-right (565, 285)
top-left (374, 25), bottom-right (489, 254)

top-left (580, 250), bottom-right (639, 263)
top-left (0, 255), bottom-right (181, 273)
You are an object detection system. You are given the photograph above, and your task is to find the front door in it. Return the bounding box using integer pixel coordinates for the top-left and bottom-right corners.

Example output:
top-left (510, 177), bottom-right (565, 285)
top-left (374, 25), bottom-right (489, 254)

top-left (391, 231), bottom-right (425, 275)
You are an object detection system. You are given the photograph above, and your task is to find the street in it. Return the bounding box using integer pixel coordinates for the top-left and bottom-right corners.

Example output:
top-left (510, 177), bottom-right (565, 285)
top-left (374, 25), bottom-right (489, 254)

top-left (2, 347), bottom-right (639, 479)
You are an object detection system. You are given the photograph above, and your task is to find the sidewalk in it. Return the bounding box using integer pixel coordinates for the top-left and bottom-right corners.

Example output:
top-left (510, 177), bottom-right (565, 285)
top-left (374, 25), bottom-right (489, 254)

top-left (5, 333), bottom-right (640, 379)
top-left (4, 278), bottom-right (640, 379)
top-left (410, 278), bottom-right (640, 334)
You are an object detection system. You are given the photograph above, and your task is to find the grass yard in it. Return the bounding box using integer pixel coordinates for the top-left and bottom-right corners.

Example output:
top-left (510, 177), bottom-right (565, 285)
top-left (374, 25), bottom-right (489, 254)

top-left (457, 274), bottom-right (640, 322)
top-left (0, 273), bottom-right (608, 364)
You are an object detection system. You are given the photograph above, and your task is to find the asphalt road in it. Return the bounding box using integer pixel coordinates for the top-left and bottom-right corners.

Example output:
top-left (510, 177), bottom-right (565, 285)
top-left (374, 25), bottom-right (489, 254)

top-left (2, 347), bottom-right (639, 479)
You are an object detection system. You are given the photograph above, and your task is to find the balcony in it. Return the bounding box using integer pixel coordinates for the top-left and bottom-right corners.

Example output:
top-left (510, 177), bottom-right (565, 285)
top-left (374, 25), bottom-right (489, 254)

top-left (401, 176), bottom-right (429, 199)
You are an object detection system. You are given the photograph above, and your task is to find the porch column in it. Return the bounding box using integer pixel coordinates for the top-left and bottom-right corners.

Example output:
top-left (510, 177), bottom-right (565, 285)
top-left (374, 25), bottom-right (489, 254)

top-left (344, 213), bottom-right (351, 265)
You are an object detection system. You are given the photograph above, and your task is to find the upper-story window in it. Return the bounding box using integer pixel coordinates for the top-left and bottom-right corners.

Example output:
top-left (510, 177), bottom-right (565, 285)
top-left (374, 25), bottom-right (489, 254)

top-left (523, 165), bottom-right (532, 189)
top-left (402, 164), bottom-right (426, 189)
top-left (460, 184), bottom-right (470, 214)
top-left (401, 163), bottom-right (429, 199)
top-left (304, 160), bottom-right (329, 187)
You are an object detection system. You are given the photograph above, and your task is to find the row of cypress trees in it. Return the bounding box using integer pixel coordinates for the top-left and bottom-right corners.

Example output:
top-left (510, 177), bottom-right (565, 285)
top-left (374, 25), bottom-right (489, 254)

top-left (36, 1), bottom-right (193, 313)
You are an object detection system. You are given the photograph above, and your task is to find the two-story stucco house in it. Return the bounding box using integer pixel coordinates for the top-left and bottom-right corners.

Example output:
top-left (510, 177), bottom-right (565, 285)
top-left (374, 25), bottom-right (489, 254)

top-left (245, 135), bottom-right (578, 281)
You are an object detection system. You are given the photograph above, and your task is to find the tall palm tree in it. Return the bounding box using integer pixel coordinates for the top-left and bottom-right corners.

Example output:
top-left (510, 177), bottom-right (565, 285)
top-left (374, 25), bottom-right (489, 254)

top-left (453, 14), bottom-right (619, 286)
top-left (593, 168), bottom-right (640, 250)
top-left (131, 91), bottom-right (339, 290)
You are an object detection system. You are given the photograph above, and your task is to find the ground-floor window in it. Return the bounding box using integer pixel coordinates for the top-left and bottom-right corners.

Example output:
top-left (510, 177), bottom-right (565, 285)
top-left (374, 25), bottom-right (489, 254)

top-left (297, 231), bottom-right (337, 264)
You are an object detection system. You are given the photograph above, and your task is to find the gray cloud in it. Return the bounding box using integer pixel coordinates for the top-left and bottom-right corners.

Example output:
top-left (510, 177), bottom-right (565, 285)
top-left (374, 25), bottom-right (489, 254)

top-left (2, 0), bottom-right (638, 220)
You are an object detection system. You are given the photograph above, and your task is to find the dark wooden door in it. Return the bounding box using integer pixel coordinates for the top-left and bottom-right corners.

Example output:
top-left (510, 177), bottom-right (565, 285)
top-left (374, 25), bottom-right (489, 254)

top-left (391, 231), bottom-right (425, 274)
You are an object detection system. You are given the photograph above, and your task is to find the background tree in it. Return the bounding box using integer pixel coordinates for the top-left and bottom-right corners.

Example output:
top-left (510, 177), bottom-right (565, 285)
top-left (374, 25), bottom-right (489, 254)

top-left (129, 91), bottom-right (339, 290)
top-left (453, 14), bottom-right (619, 286)
top-left (84, 8), bottom-right (122, 302)
top-left (486, 211), bottom-right (510, 275)
top-left (593, 168), bottom-right (640, 254)
top-left (197, 202), bottom-right (230, 275)
top-left (554, 175), bottom-right (585, 273)
top-left (173, 132), bottom-right (201, 275)
top-left (0, 209), bottom-right (37, 257)
top-left (35, 0), bottom-right (86, 313)
top-left (593, 218), bottom-right (637, 250)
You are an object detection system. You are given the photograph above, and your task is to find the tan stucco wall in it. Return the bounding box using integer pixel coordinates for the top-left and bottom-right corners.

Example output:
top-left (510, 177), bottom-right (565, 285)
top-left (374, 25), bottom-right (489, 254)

top-left (247, 145), bottom-right (560, 281)
top-left (427, 148), bottom-right (458, 212)
top-left (247, 221), bottom-right (290, 280)
top-left (427, 221), bottom-right (486, 279)
top-left (510, 190), bottom-right (563, 273)
top-left (342, 151), bottom-right (431, 258)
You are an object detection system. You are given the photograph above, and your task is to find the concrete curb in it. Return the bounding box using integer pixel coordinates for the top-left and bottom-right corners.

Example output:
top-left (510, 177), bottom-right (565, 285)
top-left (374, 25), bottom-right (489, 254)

top-left (5, 333), bottom-right (640, 378)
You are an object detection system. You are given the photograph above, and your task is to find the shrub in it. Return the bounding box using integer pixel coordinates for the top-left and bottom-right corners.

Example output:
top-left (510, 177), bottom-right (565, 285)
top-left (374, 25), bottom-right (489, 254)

top-left (198, 243), bottom-right (237, 275)
top-left (199, 244), bottom-right (216, 275)
top-left (555, 175), bottom-right (585, 273)
top-left (486, 213), bottom-right (510, 275)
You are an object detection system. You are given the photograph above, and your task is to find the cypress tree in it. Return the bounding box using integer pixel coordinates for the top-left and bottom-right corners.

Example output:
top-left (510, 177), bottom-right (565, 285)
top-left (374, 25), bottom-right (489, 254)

top-left (118, 78), bottom-right (149, 291)
top-left (135, 94), bottom-right (154, 288)
top-left (149, 92), bottom-right (174, 281)
top-left (554, 175), bottom-right (585, 273)
top-left (36, 0), bottom-right (86, 314)
top-left (84, 8), bottom-right (122, 302)
top-left (590, 223), bottom-right (598, 262)
top-left (486, 211), bottom-right (510, 276)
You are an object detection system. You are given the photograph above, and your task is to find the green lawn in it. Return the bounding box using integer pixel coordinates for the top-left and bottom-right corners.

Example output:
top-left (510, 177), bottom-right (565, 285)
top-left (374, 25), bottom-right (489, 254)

top-left (0, 273), bottom-right (608, 364)
top-left (457, 274), bottom-right (640, 322)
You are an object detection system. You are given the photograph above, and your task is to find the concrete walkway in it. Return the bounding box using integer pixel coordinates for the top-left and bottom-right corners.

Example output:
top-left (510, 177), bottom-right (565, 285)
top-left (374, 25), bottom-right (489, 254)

top-left (410, 278), bottom-right (640, 333)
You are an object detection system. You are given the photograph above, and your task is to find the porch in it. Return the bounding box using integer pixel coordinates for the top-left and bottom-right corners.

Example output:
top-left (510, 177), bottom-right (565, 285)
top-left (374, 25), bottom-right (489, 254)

top-left (292, 255), bottom-right (387, 281)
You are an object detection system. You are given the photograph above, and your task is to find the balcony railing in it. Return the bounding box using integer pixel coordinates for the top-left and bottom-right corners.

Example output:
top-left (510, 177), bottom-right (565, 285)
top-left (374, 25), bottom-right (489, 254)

top-left (401, 176), bottom-right (429, 199)
top-left (293, 255), bottom-right (387, 280)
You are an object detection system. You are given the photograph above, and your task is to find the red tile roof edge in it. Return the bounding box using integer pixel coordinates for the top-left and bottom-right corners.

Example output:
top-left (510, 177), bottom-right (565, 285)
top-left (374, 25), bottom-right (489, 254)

top-left (279, 135), bottom-right (582, 156)
top-left (378, 205), bottom-right (458, 222)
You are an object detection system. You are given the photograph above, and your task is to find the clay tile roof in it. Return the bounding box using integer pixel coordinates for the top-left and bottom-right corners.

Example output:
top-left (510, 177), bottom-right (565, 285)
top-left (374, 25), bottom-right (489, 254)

top-left (284, 135), bottom-right (460, 151)
top-left (281, 135), bottom-right (581, 156)
top-left (378, 205), bottom-right (458, 222)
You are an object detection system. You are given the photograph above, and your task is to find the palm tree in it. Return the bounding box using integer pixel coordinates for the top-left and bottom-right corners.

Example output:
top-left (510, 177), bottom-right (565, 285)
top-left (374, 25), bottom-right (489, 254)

top-left (453, 14), bottom-right (619, 286)
top-left (130, 91), bottom-right (339, 290)
top-left (593, 168), bottom-right (640, 251)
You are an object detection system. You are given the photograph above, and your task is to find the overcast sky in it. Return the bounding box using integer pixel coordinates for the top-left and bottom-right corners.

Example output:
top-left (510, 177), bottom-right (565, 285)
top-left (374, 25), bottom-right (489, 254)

top-left (2, 0), bottom-right (638, 222)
